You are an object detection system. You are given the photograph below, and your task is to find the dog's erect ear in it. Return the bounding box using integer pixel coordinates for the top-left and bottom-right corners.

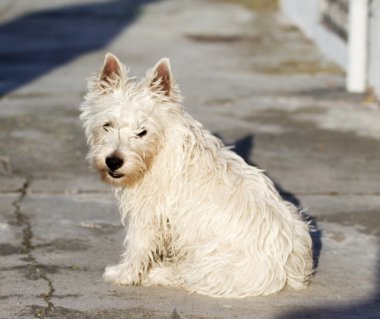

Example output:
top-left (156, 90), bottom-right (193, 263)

top-left (148, 58), bottom-right (172, 96)
top-left (99, 53), bottom-right (123, 88)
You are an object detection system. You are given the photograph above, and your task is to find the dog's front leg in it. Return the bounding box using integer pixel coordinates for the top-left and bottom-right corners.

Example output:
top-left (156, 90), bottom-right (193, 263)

top-left (103, 222), bottom-right (157, 286)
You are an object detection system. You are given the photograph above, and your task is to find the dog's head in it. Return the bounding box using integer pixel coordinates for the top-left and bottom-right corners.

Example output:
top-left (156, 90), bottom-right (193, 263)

top-left (80, 53), bottom-right (180, 187)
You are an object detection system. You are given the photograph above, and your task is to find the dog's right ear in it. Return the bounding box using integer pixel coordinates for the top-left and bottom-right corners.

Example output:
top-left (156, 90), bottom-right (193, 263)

top-left (148, 58), bottom-right (173, 96)
top-left (98, 53), bottom-right (124, 90)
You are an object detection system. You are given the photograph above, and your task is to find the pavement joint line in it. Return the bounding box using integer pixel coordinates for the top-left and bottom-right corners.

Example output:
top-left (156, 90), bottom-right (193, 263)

top-left (296, 192), bottom-right (380, 196)
top-left (2, 190), bottom-right (380, 196)
top-left (12, 179), bottom-right (56, 319)
top-left (1, 189), bottom-right (112, 196)
top-left (28, 190), bottom-right (112, 195)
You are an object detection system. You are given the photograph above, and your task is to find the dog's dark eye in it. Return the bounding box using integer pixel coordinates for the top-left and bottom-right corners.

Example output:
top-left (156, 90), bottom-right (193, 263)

top-left (103, 122), bottom-right (112, 131)
top-left (137, 129), bottom-right (147, 138)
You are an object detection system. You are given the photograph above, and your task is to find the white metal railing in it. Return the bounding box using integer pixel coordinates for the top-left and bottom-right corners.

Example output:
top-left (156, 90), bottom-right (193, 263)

top-left (321, 0), bottom-right (368, 93)
top-left (321, 0), bottom-right (349, 40)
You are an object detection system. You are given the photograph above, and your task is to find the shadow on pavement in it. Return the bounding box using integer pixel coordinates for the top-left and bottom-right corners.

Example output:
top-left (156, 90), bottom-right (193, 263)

top-left (228, 134), bottom-right (322, 271)
top-left (0, 0), bottom-right (156, 96)
top-left (276, 252), bottom-right (380, 319)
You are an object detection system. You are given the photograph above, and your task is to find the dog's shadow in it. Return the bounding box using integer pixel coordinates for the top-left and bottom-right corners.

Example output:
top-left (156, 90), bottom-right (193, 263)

top-left (220, 134), bottom-right (322, 270)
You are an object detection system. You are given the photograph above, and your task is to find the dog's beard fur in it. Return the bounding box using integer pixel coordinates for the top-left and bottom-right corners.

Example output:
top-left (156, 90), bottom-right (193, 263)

top-left (80, 53), bottom-right (313, 298)
top-left (87, 140), bottom-right (158, 187)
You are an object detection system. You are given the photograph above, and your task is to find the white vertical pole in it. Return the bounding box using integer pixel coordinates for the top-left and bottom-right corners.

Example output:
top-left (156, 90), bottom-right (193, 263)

top-left (346, 0), bottom-right (368, 93)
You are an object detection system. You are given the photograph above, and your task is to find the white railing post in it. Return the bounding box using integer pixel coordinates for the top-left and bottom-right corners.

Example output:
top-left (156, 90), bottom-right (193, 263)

top-left (346, 0), bottom-right (369, 93)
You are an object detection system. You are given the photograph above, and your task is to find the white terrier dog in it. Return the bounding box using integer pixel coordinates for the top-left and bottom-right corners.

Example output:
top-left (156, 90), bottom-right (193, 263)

top-left (80, 53), bottom-right (313, 298)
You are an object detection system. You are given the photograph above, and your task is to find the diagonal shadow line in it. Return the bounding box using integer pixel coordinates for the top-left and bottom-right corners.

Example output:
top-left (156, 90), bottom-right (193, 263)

top-left (0, 0), bottom-right (157, 96)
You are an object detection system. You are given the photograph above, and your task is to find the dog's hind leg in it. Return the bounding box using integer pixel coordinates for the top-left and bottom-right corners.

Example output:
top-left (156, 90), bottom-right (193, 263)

top-left (285, 221), bottom-right (313, 289)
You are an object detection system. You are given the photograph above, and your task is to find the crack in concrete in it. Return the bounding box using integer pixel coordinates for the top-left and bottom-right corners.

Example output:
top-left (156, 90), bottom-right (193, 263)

top-left (13, 180), bottom-right (33, 252)
top-left (12, 179), bottom-right (56, 319)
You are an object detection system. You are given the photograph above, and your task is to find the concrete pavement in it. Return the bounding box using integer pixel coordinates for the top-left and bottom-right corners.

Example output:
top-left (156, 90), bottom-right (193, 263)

top-left (0, 0), bottom-right (379, 318)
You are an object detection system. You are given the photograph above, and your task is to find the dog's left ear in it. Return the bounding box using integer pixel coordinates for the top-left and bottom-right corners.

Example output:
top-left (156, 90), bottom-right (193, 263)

top-left (99, 53), bottom-right (124, 90)
top-left (148, 58), bottom-right (172, 96)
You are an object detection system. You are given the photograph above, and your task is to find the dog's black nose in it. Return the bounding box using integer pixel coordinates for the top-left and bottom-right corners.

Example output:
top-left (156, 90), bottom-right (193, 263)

top-left (106, 155), bottom-right (123, 171)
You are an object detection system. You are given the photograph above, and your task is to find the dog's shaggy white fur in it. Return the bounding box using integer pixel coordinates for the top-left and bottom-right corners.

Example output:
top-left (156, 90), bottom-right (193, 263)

top-left (80, 53), bottom-right (313, 298)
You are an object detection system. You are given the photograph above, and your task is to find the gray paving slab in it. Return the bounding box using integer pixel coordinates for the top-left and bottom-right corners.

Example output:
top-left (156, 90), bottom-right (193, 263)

top-left (0, 0), bottom-right (379, 318)
top-left (0, 194), bottom-right (23, 253)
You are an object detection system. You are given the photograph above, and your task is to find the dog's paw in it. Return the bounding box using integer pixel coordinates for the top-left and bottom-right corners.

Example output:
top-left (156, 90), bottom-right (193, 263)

top-left (103, 264), bottom-right (140, 285)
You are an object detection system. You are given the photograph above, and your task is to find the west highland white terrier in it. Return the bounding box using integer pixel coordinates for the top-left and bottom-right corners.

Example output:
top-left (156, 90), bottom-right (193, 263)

top-left (80, 53), bottom-right (313, 298)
